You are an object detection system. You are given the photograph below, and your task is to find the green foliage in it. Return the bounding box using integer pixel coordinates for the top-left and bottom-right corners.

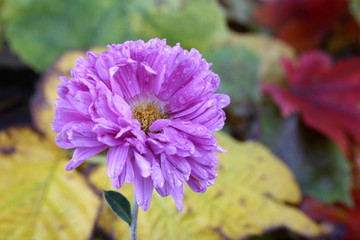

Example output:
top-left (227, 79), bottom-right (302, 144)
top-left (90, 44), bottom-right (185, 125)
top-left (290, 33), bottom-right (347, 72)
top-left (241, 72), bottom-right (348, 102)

top-left (0, 0), bottom-right (5, 50)
top-left (103, 190), bottom-right (132, 226)
top-left (227, 33), bottom-right (295, 85)
top-left (2, 0), bottom-right (227, 72)
top-left (132, 0), bottom-right (228, 52)
top-left (205, 45), bottom-right (260, 116)
top-left (259, 101), bottom-right (352, 206)
top-left (2, 0), bottom-right (135, 71)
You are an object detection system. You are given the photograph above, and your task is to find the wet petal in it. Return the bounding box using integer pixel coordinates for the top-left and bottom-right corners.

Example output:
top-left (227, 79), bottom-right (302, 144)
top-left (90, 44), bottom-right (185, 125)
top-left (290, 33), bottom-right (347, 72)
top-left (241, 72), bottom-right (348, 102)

top-left (65, 145), bottom-right (107, 171)
top-left (106, 145), bottom-right (129, 189)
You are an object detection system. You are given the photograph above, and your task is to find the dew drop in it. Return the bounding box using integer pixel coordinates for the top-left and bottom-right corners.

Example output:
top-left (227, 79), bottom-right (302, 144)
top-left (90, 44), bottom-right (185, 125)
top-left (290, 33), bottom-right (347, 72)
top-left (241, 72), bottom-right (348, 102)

top-left (178, 96), bottom-right (186, 104)
top-left (176, 180), bottom-right (182, 187)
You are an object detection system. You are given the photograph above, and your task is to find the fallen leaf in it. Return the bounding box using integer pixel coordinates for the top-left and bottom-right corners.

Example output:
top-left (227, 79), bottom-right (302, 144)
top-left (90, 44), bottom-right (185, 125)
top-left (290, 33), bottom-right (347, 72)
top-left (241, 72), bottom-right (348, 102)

top-left (262, 51), bottom-right (360, 154)
top-left (254, 0), bottom-right (347, 52)
top-left (258, 100), bottom-right (352, 205)
top-left (0, 128), bottom-right (101, 240)
top-left (90, 132), bottom-right (323, 239)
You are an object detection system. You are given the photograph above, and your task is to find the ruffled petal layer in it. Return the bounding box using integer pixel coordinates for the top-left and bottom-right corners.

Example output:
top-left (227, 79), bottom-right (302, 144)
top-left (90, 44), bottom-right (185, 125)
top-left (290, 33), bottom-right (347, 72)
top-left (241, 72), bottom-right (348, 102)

top-left (53, 38), bottom-right (229, 211)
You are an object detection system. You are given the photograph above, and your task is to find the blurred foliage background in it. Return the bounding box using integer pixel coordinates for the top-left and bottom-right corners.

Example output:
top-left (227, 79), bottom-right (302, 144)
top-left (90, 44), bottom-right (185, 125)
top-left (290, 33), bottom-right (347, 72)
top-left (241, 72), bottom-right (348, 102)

top-left (1, 0), bottom-right (360, 239)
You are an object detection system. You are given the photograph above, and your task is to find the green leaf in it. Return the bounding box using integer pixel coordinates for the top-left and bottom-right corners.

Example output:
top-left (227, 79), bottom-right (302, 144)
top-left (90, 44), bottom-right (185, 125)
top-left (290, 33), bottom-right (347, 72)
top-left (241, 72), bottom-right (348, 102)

top-left (0, 0), bottom-right (5, 51)
top-left (227, 33), bottom-right (295, 85)
top-left (350, 0), bottom-right (360, 27)
top-left (2, 0), bottom-right (136, 71)
top-left (103, 190), bottom-right (132, 226)
top-left (258, 100), bottom-right (352, 206)
top-left (132, 0), bottom-right (228, 52)
top-left (2, 0), bottom-right (227, 71)
top-left (205, 45), bottom-right (260, 116)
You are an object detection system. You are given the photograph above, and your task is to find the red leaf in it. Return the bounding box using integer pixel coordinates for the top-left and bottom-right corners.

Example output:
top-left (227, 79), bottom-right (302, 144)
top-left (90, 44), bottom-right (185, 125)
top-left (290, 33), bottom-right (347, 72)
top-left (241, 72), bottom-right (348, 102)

top-left (254, 0), bottom-right (347, 51)
top-left (262, 51), bottom-right (360, 154)
top-left (301, 191), bottom-right (360, 240)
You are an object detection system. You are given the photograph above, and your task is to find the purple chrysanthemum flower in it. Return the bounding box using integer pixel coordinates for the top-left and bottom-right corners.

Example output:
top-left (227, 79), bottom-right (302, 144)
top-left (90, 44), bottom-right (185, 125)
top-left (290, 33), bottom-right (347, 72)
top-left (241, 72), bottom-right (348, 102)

top-left (52, 39), bottom-right (230, 211)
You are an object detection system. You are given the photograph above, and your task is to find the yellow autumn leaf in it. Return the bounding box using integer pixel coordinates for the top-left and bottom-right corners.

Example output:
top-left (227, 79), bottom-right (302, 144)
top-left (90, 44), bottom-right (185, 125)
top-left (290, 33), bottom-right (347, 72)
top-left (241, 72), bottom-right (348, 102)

top-left (90, 132), bottom-right (323, 239)
top-left (0, 128), bottom-right (100, 240)
top-left (228, 31), bottom-right (295, 85)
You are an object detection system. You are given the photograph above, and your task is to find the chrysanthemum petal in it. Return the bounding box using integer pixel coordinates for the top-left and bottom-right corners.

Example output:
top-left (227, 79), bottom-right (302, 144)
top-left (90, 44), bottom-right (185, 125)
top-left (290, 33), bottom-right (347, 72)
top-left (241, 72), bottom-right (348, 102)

top-left (161, 154), bottom-right (190, 188)
top-left (150, 153), bottom-right (164, 188)
top-left (215, 93), bottom-right (231, 108)
top-left (66, 122), bottom-right (103, 147)
top-left (65, 145), bottom-right (107, 171)
top-left (156, 181), bottom-right (171, 197)
top-left (95, 51), bottom-right (120, 87)
top-left (137, 63), bottom-right (158, 93)
top-left (52, 99), bottom-right (89, 132)
top-left (158, 48), bottom-right (203, 100)
top-left (134, 152), bottom-right (151, 178)
top-left (110, 60), bottom-right (140, 100)
top-left (187, 176), bottom-right (206, 193)
top-left (124, 159), bottom-right (134, 184)
top-left (171, 184), bottom-right (185, 212)
top-left (109, 93), bottom-right (132, 118)
top-left (56, 121), bottom-right (103, 148)
top-left (106, 145), bottom-right (129, 189)
top-left (134, 174), bottom-right (153, 211)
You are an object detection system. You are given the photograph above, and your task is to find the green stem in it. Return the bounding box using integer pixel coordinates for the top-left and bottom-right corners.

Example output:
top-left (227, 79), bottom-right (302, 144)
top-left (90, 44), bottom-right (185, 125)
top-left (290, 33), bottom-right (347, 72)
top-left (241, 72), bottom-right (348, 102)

top-left (130, 195), bottom-right (139, 240)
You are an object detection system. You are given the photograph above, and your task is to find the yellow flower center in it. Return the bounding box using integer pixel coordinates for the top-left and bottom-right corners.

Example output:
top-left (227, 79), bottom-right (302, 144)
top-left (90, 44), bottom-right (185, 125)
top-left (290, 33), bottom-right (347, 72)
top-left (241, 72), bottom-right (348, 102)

top-left (132, 101), bottom-right (168, 134)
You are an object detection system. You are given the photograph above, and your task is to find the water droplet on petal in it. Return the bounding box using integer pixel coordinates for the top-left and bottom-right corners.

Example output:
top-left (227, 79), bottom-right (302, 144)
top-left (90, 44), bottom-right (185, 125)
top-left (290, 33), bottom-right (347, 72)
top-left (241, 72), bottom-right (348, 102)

top-left (176, 180), bottom-right (182, 187)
